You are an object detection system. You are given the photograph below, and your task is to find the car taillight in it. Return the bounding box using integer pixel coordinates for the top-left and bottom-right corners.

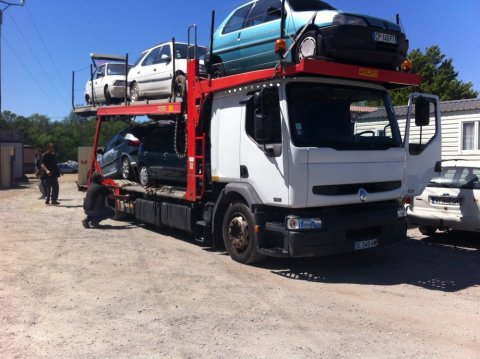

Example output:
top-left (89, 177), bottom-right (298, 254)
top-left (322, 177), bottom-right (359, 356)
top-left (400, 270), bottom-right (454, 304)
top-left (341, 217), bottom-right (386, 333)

top-left (128, 140), bottom-right (140, 146)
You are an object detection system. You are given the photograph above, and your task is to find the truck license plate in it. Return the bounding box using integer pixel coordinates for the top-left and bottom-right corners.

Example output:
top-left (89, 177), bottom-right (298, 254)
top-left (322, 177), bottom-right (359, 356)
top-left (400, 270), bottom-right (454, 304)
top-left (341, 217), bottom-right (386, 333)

top-left (373, 32), bottom-right (397, 44)
top-left (354, 239), bottom-right (379, 251)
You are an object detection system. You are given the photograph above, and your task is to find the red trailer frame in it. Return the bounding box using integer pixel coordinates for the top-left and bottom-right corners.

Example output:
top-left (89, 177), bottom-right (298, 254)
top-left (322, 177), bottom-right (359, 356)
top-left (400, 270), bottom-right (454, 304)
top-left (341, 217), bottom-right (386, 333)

top-left (87, 58), bottom-right (422, 202)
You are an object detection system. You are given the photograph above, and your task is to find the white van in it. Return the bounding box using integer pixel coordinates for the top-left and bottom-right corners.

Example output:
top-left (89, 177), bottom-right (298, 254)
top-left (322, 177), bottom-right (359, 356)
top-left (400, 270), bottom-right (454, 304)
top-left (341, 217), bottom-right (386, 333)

top-left (407, 160), bottom-right (480, 235)
top-left (128, 41), bottom-right (207, 102)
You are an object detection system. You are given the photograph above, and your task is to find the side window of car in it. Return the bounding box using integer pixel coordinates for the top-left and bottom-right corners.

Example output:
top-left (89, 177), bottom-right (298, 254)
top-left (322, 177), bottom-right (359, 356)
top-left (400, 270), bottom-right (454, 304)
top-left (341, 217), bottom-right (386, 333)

top-left (96, 65), bottom-right (105, 79)
top-left (247, 0), bottom-right (282, 27)
top-left (104, 135), bottom-right (118, 152)
top-left (142, 47), bottom-right (160, 66)
top-left (245, 87), bottom-right (282, 145)
top-left (222, 4), bottom-right (253, 34)
top-left (157, 45), bottom-right (172, 63)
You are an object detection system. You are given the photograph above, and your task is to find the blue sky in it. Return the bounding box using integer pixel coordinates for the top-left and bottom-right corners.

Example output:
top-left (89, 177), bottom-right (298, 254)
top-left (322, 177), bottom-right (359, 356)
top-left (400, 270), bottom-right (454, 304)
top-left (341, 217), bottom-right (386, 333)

top-left (2, 0), bottom-right (479, 120)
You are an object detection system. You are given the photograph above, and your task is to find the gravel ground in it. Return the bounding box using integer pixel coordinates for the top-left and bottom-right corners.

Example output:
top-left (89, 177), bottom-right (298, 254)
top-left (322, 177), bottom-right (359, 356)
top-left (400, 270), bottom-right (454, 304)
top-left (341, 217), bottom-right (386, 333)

top-left (1, 174), bottom-right (479, 359)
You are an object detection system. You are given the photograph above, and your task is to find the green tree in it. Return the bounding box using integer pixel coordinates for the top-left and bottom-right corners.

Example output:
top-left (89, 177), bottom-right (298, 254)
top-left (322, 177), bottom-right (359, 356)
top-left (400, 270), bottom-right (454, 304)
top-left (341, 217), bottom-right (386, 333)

top-left (391, 45), bottom-right (478, 105)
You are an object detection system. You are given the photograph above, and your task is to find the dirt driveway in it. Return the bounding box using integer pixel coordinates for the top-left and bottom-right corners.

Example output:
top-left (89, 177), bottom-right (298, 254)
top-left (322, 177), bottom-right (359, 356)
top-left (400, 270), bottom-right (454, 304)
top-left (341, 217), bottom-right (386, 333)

top-left (1, 174), bottom-right (479, 359)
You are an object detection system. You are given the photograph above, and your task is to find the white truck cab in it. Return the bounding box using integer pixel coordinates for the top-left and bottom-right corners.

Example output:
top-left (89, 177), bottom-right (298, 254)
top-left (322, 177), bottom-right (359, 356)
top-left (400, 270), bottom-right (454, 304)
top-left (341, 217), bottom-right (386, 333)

top-left (210, 76), bottom-right (441, 261)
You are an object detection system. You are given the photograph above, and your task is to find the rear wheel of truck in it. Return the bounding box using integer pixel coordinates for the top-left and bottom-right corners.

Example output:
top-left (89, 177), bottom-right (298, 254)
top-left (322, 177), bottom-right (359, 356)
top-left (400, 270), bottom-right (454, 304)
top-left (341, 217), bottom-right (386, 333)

top-left (222, 202), bottom-right (265, 264)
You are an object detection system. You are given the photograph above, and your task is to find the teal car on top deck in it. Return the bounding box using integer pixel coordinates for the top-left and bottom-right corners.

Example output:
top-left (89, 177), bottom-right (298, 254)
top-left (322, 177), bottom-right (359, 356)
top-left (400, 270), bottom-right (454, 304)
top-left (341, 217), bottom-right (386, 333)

top-left (210, 0), bottom-right (409, 76)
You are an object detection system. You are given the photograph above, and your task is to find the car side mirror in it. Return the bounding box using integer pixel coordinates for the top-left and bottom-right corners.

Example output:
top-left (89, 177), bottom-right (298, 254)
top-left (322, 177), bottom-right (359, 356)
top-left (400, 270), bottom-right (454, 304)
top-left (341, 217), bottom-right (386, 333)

top-left (160, 54), bottom-right (171, 63)
top-left (434, 161), bottom-right (442, 173)
top-left (97, 149), bottom-right (104, 155)
top-left (415, 96), bottom-right (430, 127)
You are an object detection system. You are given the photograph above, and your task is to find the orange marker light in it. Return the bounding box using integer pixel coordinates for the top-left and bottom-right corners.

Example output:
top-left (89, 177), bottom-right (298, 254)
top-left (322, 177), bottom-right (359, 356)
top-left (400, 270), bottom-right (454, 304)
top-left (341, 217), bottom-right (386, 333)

top-left (401, 59), bottom-right (413, 72)
top-left (275, 39), bottom-right (287, 55)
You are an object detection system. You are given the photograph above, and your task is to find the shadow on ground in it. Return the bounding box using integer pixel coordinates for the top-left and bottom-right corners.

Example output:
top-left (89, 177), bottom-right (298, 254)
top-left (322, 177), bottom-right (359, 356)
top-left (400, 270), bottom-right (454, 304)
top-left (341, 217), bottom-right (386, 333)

top-left (261, 233), bottom-right (479, 292)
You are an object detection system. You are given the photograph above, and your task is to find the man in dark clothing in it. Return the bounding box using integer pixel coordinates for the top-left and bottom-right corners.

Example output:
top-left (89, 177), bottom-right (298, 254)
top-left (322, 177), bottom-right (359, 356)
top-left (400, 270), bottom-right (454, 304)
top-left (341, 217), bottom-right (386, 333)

top-left (34, 149), bottom-right (46, 199)
top-left (41, 143), bottom-right (61, 205)
top-left (82, 172), bottom-right (115, 228)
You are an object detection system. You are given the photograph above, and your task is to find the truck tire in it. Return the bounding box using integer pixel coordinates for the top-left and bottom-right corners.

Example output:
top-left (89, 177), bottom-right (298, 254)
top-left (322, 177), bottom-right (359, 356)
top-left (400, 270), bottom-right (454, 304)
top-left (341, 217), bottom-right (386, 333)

top-left (222, 202), bottom-right (265, 264)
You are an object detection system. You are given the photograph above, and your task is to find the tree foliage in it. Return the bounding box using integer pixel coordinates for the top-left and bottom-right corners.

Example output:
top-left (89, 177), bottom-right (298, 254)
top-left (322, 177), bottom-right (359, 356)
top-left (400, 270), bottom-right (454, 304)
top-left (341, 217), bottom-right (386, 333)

top-left (391, 45), bottom-right (478, 105)
top-left (0, 111), bottom-right (128, 162)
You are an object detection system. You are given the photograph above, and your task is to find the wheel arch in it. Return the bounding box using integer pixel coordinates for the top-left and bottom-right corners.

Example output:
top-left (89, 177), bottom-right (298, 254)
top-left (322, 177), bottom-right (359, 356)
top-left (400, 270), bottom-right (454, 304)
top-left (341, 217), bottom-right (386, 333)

top-left (211, 183), bottom-right (263, 247)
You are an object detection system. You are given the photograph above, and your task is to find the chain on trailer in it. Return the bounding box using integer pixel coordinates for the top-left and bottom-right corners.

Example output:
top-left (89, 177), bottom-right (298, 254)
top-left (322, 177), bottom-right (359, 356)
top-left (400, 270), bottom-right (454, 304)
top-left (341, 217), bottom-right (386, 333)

top-left (174, 115), bottom-right (187, 159)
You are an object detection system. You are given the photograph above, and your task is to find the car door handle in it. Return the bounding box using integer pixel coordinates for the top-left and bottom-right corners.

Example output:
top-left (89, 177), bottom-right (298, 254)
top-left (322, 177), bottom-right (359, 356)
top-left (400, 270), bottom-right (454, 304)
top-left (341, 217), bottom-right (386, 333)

top-left (237, 33), bottom-right (241, 40)
top-left (154, 68), bottom-right (157, 72)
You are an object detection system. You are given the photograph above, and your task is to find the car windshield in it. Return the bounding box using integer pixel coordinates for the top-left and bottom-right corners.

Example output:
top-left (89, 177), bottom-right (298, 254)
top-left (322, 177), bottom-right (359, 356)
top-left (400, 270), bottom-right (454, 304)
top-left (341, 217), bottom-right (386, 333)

top-left (107, 64), bottom-right (129, 76)
top-left (288, 0), bottom-right (336, 11)
top-left (428, 166), bottom-right (480, 189)
top-left (286, 83), bottom-right (401, 150)
top-left (175, 44), bottom-right (208, 59)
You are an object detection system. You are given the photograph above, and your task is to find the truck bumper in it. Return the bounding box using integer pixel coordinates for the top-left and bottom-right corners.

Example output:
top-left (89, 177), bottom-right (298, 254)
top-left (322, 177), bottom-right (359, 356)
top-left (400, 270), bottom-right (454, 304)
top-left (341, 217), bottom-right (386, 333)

top-left (259, 203), bottom-right (407, 258)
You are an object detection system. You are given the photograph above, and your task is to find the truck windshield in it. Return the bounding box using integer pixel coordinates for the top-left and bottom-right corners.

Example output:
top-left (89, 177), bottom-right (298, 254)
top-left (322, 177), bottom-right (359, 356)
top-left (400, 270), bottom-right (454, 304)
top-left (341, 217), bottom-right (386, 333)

top-left (286, 83), bottom-right (402, 150)
top-left (288, 0), bottom-right (336, 11)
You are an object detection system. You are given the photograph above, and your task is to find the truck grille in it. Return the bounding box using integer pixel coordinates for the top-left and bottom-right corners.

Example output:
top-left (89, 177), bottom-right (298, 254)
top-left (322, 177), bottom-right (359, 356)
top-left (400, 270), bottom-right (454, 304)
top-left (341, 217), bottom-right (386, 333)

top-left (312, 181), bottom-right (401, 196)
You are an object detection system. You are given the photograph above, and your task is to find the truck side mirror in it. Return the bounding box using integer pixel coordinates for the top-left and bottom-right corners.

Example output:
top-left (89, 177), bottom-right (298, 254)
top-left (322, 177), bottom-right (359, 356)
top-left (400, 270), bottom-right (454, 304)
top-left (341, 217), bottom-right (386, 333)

top-left (253, 91), bottom-right (273, 142)
top-left (415, 96), bottom-right (430, 127)
top-left (254, 110), bottom-right (272, 141)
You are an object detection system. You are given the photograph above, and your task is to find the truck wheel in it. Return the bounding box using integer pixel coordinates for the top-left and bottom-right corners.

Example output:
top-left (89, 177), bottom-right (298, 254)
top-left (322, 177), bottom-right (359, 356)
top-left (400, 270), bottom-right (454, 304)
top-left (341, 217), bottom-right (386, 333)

top-left (419, 225), bottom-right (437, 236)
top-left (222, 202), bottom-right (265, 264)
top-left (294, 30), bottom-right (320, 63)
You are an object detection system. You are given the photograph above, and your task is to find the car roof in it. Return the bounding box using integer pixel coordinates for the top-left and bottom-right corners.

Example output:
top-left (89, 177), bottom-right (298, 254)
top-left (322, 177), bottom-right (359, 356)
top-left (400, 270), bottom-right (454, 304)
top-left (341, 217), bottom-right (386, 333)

top-left (144, 41), bottom-right (207, 52)
top-left (442, 159), bottom-right (480, 168)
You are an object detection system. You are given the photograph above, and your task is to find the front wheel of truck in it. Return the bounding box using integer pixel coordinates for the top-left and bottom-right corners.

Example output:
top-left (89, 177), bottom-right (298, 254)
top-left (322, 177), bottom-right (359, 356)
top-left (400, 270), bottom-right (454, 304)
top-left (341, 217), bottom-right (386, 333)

top-left (222, 202), bottom-right (265, 264)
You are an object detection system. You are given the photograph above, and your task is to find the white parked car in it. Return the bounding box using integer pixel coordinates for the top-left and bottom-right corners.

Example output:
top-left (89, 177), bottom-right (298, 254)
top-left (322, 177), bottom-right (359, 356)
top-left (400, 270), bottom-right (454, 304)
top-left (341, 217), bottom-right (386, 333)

top-left (407, 160), bottom-right (480, 235)
top-left (85, 63), bottom-right (131, 105)
top-left (128, 41), bottom-right (207, 102)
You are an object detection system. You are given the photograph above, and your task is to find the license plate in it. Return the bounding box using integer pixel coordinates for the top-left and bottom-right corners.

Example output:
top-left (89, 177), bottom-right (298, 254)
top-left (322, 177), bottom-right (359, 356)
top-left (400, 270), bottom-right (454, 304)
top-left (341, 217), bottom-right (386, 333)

top-left (373, 32), bottom-right (397, 44)
top-left (431, 196), bottom-right (462, 205)
top-left (354, 239), bottom-right (379, 251)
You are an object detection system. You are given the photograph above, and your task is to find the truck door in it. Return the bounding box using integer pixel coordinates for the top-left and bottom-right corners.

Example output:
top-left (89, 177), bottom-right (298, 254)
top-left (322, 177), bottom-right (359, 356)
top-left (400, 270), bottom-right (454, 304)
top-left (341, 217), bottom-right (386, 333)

top-left (404, 93), bottom-right (441, 196)
top-left (240, 86), bottom-right (288, 205)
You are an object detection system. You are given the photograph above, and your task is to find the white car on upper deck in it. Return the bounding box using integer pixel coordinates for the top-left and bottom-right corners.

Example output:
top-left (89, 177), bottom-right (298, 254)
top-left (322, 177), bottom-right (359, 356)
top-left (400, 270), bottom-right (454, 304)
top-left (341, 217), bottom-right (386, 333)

top-left (84, 54), bottom-right (130, 105)
top-left (128, 41), bottom-right (207, 102)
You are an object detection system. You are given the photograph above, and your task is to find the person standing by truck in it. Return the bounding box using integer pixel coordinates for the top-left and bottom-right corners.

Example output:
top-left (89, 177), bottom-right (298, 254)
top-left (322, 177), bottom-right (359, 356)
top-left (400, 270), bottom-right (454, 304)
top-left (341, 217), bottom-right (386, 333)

top-left (35, 149), bottom-right (46, 199)
top-left (41, 143), bottom-right (61, 205)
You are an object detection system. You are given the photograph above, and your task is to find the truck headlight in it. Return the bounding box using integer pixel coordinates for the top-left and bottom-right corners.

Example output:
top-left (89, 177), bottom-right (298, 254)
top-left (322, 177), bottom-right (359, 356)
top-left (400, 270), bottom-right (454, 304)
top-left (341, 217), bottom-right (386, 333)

top-left (286, 216), bottom-right (323, 230)
top-left (333, 14), bottom-right (368, 26)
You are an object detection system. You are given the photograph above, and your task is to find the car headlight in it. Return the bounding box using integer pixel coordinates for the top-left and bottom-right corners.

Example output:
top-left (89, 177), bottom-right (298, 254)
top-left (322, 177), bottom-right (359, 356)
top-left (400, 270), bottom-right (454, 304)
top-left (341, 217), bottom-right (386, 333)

top-left (114, 80), bottom-right (127, 86)
top-left (286, 216), bottom-right (323, 230)
top-left (333, 14), bottom-right (368, 26)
